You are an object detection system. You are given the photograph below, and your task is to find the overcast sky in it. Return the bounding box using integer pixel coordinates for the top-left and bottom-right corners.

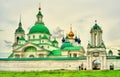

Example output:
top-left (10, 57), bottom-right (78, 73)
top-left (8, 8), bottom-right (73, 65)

top-left (0, 0), bottom-right (120, 57)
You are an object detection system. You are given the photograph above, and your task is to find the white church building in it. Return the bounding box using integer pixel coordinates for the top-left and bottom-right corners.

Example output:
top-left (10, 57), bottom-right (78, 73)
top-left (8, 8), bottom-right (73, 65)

top-left (0, 6), bottom-right (120, 71)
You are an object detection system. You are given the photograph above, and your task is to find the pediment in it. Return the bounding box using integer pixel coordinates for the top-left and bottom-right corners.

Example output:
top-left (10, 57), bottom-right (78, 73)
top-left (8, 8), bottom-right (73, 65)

top-left (14, 42), bottom-right (44, 52)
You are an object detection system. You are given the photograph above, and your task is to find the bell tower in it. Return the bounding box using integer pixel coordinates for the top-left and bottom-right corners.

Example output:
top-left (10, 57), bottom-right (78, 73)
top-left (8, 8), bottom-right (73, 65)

top-left (14, 16), bottom-right (25, 43)
top-left (87, 20), bottom-right (106, 70)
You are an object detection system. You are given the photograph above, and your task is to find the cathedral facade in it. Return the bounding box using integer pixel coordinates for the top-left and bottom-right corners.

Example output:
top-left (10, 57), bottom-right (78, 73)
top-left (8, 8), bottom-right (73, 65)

top-left (0, 6), bottom-right (120, 71)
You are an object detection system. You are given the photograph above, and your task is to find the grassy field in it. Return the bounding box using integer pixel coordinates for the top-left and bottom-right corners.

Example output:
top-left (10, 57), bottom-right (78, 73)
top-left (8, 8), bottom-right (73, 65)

top-left (0, 70), bottom-right (120, 77)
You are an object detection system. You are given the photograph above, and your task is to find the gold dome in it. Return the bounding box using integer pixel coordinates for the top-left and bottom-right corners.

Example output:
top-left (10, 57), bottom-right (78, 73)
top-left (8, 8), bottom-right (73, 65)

top-left (68, 26), bottom-right (74, 39)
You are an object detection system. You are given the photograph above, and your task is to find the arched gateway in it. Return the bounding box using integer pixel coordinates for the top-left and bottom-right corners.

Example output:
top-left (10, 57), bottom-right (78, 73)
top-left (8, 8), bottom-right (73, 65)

top-left (92, 60), bottom-right (101, 70)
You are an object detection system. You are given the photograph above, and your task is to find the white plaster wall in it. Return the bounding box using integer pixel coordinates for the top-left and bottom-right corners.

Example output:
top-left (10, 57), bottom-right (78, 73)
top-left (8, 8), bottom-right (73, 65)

top-left (106, 59), bottom-right (120, 70)
top-left (0, 60), bottom-right (86, 71)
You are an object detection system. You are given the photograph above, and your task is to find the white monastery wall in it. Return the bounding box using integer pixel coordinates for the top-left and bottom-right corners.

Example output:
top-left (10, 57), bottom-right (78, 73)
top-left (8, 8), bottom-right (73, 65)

top-left (0, 60), bottom-right (86, 71)
top-left (106, 59), bottom-right (120, 70)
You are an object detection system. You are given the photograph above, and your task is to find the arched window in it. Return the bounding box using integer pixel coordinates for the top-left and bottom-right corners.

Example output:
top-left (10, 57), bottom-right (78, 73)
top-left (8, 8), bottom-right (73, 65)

top-left (33, 35), bottom-right (35, 39)
top-left (39, 54), bottom-right (44, 58)
top-left (16, 37), bottom-right (19, 43)
top-left (28, 36), bottom-right (30, 40)
top-left (73, 53), bottom-right (77, 57)
top-left (15, 54), bottom-right (20, 58)
top-left (39, 35), bottom-right (41, 38)
top-left (24, 46), bottom-right (37, 52)
top-left (69, 53), bottom-right (71, 57)
top-left (29, 55), bottom-right (34, 58)
top-left (110, 63), bottom-right (114, 70)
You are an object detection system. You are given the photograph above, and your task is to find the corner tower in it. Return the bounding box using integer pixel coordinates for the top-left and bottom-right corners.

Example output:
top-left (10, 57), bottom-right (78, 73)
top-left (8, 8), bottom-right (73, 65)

top-left (87, 20), bottom-right (106, 70)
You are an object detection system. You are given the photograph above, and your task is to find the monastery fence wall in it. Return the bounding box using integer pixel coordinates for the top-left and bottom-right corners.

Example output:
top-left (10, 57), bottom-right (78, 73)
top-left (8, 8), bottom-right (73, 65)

top-left (0, 60), bottom-right (86, 71)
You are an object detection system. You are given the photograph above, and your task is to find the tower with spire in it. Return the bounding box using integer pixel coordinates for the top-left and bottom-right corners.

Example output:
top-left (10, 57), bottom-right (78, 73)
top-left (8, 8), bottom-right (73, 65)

top-left (87, 20), bottom-right (107, 70)
top-left (36, 5), bottom-right (43, 24)
top-left (14, 16), bottom-right (25, 43)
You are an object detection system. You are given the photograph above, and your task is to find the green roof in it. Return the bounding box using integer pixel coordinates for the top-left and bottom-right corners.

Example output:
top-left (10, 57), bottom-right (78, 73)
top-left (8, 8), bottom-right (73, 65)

top-left (19, 36), bottom-right (25, 40)
top-left (107, 56), bottom-right (120, 59)
top-left (29, 23), bottom-right (50, 35)
top-left (90, 23), bottom-right (102, 33)
top-left (52, 39), bottom-right (58, 44)
top-left (48, 50), bottom-right (61, 56)
top-left (62, 46), bottom-right (82, 51)
top-left (15, 27), bottom-right (24, 33)
top-left (37, 11), bottom-right (43, 16)
top-left (0, 56), bottom-right (86, 61)
top-left (61, 42), bottom-right (73, 49)
top-left (108, 50), bottom-right (113, 54)
top-left (41, 35), bottom-right (48, 39)
top-left (8, 53), bottom-right (14, 58)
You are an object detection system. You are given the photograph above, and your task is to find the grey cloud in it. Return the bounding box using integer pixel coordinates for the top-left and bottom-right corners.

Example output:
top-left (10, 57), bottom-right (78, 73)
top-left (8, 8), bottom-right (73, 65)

top-left (4, 40), bottom-right (12, 48)
top-left (52, 27), bottom-right (64, 38)
top-left (0, 29), bottom-right (4, 31)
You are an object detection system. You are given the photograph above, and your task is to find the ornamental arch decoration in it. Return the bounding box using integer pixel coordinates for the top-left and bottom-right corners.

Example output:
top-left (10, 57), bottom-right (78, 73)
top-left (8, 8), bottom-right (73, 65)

top-left (24, 46), bottom-right (37, 52)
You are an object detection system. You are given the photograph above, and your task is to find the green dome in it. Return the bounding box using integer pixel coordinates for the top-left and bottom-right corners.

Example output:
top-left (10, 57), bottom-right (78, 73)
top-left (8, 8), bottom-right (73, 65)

top-left (41, 35), bottom-right (48, 39)
top-left (15, 27), bottom-right (25, 33)
top-left (93, 24), bottom-right (101, 29)
top-left (52, 39), bottom-right (58, 44)
top-left (90, 24), bottom-right (102, 33)
top-left (37, 11), bottom-right (43, 16)
top-left (108, 50), bottom-right (113, 54)
top-left (61, 42), bottom-right (73, 49)
top-left (29, 23), bottom-right (50, 35)
top-left (19, 36), bottom-right (25, 40)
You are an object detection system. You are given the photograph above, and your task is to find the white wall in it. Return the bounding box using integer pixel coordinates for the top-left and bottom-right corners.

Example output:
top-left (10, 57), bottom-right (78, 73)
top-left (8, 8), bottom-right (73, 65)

top-left (106, 59), bottom-right (120, 70)
top-left (0, 60), bottom-right (86, 71)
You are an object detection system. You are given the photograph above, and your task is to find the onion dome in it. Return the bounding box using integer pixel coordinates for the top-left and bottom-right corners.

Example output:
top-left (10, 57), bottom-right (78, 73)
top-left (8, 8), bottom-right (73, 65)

top-left (61, 41), bottom-right (73, 49)
top-left (77, 38), bottom-right (81, 44)
top-left (36, 6), bottom-right (43, 23)
top-left (62, 37), bottom-right (65, 43)
top-left (87, 42), bottom-right (91, 48)
top-left (52, 39), bottom-right (58, 44)
top-left (68, 26), bottom-right (74, 39)
top-left (108, 50), bottom-right (113, 54)
top-left (74, 36), bottom-right (78, 42)
top-left (90, 20), bottom-right (102, 33)
top-left (15, 18), bottom-right (25, 34)
top-left (101, 41), bottom-right (105, 48)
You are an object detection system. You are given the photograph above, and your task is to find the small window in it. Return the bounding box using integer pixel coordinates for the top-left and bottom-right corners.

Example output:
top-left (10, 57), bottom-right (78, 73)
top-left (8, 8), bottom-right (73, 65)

top-left (29, 55), bottom-right (34, 58)
top-left (33, 35), bottom-right (35, 39)
top-left (73, 53), bottom-right (77, 57)
top-left (29, 36), bottom-right (30, 40)
top-left (39, 35), bottom-right (41, 38)
top-left (69, 53), bottom-right (71, 57)
top-left (39, 54), bottom-right (44, 57)
top-left (15, 54), bottom-right (20, 58)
